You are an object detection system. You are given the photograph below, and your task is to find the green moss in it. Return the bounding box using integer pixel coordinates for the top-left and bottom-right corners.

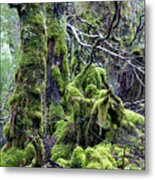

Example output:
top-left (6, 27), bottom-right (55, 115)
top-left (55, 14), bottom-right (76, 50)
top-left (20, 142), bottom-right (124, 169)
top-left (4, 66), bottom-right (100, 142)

top-left (23, 143), bottom-right (36, 167)
top-left (81, 65), bottom-right (103, 89)
top-left (32, 135), bottom-right (44, 167)
top-left (124, 109), bottom-right (144, 125)
top-left (8, 87), bottom-right (25, 106)
top-left (54, 120), bottom-right (68, 142)
top-left (86, 162), bottom-right (102, 169)
top-left (62, 52), bottom-right (70, 85)
top-left (105, 129), bottom-right (115, 142)
top-left (57, 158), bottom-right (70, 167)
top-left (48, 103), bottom-right (65, 132)
top-left (66, 83), bottom-right (83, 103)
top-left (54, 120), bottom-right (75, 144)
top-left (51, 143), bottom-right (72, 161)
top-left (51, 65), bottom-right (64, 92)
top-left (124, 163), bottom-right (141, 170)
top-left (0, 148), bottom-right (23, 167)
top-left (70, 146), bottom-right (86, 168)
top-left (46, 16), bottom-right (69, 85)
top-left (69, 143), bottom-right (117, 169)
top-left (71, 56), bottom-right (77, 71)
top-left (85, 84), bottom-right (98, 98)
top-left (7, 4), bottom-right (47, 148)
top-left (99, 89), bottom-right (109, 98)
top-left (96, 67), bottom-right (107, 85)
top-left (0, 143), bottom-right (36, 167)
top-left (3, 121), bottom-right (10, 139)
top-left (94, 143), bottom-right (117, 167)
top-left (91, 93), bottom-right (111, 135)
top-left (85, 147), bottom-right (102, 163)
top-left (112, 145), bottom-right (130, 168)
top-left (28, 111), bottom-right (42, 120)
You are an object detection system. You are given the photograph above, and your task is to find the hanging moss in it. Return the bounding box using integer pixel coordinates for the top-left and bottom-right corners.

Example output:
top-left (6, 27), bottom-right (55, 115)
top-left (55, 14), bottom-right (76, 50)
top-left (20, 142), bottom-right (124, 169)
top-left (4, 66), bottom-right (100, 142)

top-left (70, 56), bottom-right (77, 72)
top-left (85, 84), bottom-right (98, 98)
top-left (65, 83), bottom-right (83, 103)
top-left (50, 102), bottom-right (64, 118)
top-left (81, 65), bottom-right (107, 89)
top-left (91, 92), bottom-right (111, 135)
top-left (96, 67), bottom-right (107, 85)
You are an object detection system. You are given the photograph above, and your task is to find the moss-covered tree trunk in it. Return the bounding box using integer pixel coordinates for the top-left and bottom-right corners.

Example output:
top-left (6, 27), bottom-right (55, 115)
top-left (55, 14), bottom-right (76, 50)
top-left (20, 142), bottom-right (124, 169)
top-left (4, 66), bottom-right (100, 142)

top-left (7, 4), bottom-right (47, 149)
top-left (4, 3), bottom-right (69, 165)
top-left (45, 3), bottom-right (69, 135)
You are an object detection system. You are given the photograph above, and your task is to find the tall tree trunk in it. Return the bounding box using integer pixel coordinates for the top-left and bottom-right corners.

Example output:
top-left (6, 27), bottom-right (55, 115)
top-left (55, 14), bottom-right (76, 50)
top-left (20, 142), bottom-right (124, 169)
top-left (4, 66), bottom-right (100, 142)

top-left (7, 4), bottom-right (47, 149)
top-left (45, 3), bottom-right (69, 135)
top-left (6, 3), bottom-right (69, 150)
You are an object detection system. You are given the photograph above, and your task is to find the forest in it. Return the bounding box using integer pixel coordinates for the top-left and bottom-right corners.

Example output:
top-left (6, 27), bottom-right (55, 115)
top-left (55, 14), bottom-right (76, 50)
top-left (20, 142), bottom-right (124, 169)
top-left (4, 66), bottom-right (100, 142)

top-left (0, 1), bottom-right (145, 170)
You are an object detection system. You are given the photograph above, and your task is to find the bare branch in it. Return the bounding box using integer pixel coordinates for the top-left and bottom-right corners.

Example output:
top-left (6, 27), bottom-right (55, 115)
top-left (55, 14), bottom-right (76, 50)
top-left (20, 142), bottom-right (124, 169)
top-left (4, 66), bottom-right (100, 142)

top-left (67, 23), bottom-right (145, 75)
